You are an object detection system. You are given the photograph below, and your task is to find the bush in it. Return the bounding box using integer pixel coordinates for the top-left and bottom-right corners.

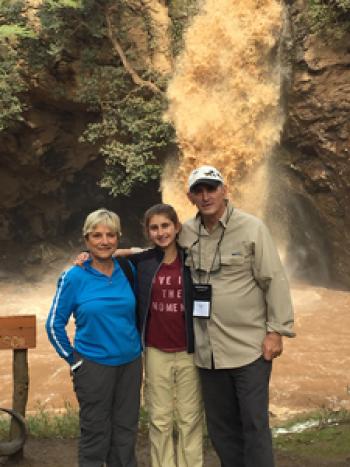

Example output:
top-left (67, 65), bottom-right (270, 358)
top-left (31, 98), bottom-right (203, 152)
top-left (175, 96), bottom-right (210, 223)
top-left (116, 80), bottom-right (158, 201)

top-left (306, 0), bottom-right (350, 39)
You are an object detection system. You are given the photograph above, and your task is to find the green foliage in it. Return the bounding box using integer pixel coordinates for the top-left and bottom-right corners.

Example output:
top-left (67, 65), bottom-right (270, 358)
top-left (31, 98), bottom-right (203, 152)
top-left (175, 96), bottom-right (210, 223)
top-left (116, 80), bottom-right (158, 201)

top-left (0, 0), bottom-right (25, 22)
top-left (0, 0), bottom-right (36, 40)
top-left (78, 64), bottom-right (174, 194)
top-left (0, 0), bottom-right (35, 130)
top-left (306, 0), bottom-right (350, 39)
top-left (27, 402), bottom-right (79, 438)
top-left (44, 0), bottom-right (83, 8)
top-left (168, 0), bottom-right (199, 56)
top-left (0, 402), bottom-right (79, 439)
top-left (274, 420), bottom-right (350, 459)
top-left (79, 70), bottom-right (175, 195)
top-left (0, 44), bottom-right (27, 131)
top-left (99, 92), bottom-right (175, 195)
top-left (0, 402), bottom-right (149, 439)
top-left (272, 410), bottom-right (350, 462)
top-left (0, 24), bottom-right (36, 39)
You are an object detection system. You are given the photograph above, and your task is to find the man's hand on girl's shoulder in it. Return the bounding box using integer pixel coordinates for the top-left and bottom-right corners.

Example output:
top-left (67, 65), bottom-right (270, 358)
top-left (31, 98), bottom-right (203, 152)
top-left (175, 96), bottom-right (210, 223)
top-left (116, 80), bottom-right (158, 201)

top-left (114, 247), bottom-right (144, 256)
top-left (114, 248), bottom-right (133, 257)
top-left (74, 251), bottom-right (90, 267)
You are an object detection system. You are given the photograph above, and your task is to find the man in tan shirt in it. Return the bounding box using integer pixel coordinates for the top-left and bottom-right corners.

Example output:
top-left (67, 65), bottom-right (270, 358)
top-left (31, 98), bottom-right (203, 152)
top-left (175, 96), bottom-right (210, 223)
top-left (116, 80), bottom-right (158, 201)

top-left (179, 165), bottom-right (295, 467)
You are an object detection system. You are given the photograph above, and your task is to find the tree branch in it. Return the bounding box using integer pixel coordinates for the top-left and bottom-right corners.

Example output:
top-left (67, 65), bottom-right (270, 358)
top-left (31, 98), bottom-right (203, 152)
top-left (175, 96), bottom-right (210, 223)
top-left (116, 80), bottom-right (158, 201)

top-left (105, 7), bottom-right (163, 95)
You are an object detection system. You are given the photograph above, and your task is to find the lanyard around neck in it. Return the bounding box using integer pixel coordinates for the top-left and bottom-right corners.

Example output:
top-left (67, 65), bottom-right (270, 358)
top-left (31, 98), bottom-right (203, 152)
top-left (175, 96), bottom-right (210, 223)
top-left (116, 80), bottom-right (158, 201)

top-left (198, 224), bottom-right (225, 284)
top-left (194, 205), bottom-right (233, 284)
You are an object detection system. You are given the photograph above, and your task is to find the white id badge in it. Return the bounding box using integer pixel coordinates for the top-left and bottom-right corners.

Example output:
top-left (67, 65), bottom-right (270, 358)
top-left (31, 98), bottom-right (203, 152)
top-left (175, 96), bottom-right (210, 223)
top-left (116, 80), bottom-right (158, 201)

top-left (192, 284), bottom-right (212, 319)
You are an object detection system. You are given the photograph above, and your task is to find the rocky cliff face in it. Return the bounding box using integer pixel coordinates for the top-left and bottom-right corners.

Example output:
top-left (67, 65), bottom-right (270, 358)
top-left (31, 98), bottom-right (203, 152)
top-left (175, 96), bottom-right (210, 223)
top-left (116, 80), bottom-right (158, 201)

top-left (0, 99), bottom-right (160, 250)
top-left (273, 0), bottom-right (350, 288)
top-left (1, 0), bottom-right (350, 287)
top-left (1, 103), bottom-right (96, 240)
top-left (0, 0), bottom-right (169, 263)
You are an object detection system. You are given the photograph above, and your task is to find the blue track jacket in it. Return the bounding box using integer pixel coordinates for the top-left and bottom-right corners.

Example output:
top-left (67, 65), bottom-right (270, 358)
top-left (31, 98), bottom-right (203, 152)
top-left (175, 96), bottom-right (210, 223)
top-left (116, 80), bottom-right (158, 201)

top-left (46, 258), bottom-right (141, 366)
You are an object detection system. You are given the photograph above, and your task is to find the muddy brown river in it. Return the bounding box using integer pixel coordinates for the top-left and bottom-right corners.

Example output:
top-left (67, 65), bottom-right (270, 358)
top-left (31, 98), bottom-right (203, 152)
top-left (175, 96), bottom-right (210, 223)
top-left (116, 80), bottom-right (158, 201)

top-left (1, 265), bottom-right (350, 420)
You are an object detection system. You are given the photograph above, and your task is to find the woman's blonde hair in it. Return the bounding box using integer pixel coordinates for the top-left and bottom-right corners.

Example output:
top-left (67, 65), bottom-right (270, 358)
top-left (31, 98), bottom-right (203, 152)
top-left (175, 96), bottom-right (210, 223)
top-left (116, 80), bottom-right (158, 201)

top-left (82, 208), bottom-right (121, 238)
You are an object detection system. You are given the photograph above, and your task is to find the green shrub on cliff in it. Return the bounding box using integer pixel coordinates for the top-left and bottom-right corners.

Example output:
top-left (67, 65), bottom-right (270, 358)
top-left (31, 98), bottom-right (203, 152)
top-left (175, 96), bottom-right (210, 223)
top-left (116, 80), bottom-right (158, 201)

top-left (0, 1), bottom-right (35, 131)
top-left (168, 0), bottom-right (199, 56)
top-left (0, 45), bottom-right (26, 131)
top-left (307, 0), bottom-right (350, 39)
top-left (78, 68), bottom-right (175, 195)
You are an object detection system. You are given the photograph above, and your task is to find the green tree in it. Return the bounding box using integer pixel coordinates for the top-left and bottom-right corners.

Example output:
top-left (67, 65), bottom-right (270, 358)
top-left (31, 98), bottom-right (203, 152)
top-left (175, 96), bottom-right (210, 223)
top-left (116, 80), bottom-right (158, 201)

top-left (307, 0), bottom-right (350, 39)
top-left (0, 0), bottom-right (35, 130)
top-left (0, 0), bottom-right (179, 194)
top-left (36, 0), bottom-right (176, 194)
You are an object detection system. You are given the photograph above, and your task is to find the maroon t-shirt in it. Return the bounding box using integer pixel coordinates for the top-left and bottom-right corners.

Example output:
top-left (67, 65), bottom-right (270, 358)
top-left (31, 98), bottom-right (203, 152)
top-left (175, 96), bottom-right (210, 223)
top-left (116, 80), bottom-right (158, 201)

top-left (145, 255), bottom-right (187, 352)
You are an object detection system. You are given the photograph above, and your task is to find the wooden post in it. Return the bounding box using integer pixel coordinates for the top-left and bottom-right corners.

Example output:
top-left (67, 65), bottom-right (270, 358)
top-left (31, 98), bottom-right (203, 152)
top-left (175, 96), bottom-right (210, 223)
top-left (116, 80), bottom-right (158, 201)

top-left (0, 315), bottom-right (36, 461)
top-left (9, 349), bottom-right (29, 461)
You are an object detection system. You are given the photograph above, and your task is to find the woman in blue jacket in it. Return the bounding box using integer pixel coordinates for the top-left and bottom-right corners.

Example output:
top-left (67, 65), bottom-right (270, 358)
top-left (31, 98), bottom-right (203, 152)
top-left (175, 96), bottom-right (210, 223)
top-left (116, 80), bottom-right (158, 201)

top-left (46, 208), bottom-right (142, 467)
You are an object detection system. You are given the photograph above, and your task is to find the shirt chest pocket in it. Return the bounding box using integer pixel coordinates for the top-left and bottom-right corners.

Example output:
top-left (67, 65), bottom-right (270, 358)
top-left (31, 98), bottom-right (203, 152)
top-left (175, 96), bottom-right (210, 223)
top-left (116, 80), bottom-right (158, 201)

top-left (220, 243), bottom-right (254, 272)
top-left (220, 255), bottom-right (250, 277)
top-left (220, 254), bottom-right (245, 269)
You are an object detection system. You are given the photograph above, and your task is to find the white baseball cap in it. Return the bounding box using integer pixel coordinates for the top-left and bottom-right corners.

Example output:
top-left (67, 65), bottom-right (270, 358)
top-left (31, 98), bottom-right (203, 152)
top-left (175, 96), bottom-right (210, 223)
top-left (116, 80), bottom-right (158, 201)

top-left (188, 165), bottom-right (224, 191)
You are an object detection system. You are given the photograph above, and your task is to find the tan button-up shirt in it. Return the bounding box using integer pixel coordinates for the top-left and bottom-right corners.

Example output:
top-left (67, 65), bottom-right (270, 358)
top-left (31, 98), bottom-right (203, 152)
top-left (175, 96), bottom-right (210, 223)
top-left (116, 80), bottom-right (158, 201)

top-left (178, 203), bottom-right (295, 369)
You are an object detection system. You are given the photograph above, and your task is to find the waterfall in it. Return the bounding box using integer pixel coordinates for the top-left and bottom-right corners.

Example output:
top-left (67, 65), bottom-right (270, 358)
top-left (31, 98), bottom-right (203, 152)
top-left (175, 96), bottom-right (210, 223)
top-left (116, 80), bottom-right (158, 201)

top-left (163, 0), bottom-right (287, 222)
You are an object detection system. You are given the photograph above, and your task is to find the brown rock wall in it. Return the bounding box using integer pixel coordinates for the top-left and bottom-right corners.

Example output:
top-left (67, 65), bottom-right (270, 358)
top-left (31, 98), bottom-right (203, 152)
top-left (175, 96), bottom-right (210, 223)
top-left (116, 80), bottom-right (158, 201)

top-left (279, 0), bottom-right (350, 287)
top-left (1, 1), bottom-right (171, 256)
top-left (2, 0), bottom-right (349, 288)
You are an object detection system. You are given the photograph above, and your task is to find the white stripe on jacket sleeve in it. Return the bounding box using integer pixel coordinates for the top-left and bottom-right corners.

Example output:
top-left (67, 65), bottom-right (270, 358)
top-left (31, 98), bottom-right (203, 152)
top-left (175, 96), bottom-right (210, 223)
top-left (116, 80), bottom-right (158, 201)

top-left (48, 271), bottom-right (71, 358)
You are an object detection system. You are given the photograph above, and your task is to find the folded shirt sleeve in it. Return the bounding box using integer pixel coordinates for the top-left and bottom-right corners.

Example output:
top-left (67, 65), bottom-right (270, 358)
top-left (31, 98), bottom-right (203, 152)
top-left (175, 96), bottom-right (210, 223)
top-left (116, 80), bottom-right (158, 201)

top-left (252, 221), bottom-right (296, 338)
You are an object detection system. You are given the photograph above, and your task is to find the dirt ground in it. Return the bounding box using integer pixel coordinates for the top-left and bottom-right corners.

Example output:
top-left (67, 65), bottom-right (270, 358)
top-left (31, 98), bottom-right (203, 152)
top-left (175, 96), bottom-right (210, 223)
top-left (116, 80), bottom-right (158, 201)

top-left (1, 436), bottom-right (350, 467)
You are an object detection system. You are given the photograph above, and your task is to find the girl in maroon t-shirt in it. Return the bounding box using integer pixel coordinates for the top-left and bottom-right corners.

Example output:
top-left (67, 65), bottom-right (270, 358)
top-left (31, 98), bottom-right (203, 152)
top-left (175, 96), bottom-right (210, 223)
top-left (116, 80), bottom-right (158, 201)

top-left (138, 204), bottom-right (203, 467)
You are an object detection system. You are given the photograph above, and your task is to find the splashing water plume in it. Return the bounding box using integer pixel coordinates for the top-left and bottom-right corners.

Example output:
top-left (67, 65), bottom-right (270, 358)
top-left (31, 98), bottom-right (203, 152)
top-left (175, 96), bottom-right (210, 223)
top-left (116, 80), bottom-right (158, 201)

top-left (163, 0), bottom-right (284, 220)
